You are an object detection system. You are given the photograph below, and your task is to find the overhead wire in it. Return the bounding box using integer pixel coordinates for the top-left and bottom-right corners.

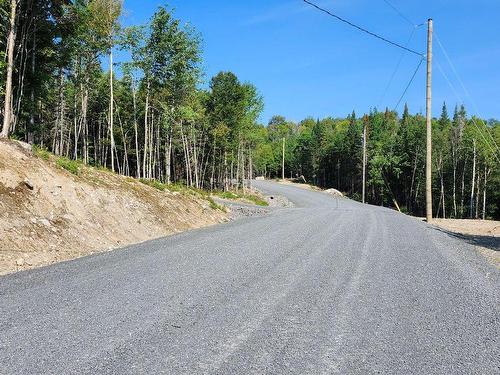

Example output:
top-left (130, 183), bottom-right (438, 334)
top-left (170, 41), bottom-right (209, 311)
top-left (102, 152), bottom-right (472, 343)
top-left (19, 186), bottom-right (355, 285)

top-left (436, 59), bottom-right (500, 164)
top-left (434, 33), bottom-right (500, 163)
top-left (394, 57), bottom-right (425, 111)
top-left (382, 0), bottom-right (417, 27)
top-left (302, 0), bottom-right (424, 57)
top-left (378, 25), bottom-right (420, 108)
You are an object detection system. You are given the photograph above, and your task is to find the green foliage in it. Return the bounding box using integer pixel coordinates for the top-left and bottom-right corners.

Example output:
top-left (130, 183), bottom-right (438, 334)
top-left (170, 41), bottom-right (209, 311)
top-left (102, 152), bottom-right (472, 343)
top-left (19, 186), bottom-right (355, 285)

top-left (3, 0), bottom-right (498, 220)
top-left (242, 193), bottom-right (268, 207)
top-left (56, 157), bottom-right (81, 175)
top-left (215, 191), bottom-right (240, 200)
top-left (252, 105), bottom-right (500, 219)
top-left (139, 178), bottom-right (166, 191)
top-left (206, 197), bottom-right (225, 211)
top-left (213, 190), bottom-right (268, 207)
top-left (32, 145), bottom-right (51, 161)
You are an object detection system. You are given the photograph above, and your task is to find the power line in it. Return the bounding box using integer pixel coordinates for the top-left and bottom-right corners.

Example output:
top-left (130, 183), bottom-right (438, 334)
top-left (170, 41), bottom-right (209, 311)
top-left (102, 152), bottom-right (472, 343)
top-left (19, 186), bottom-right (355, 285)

top-left (382, 0), bottom-right (422, 27)
top-left (394, 57), bottom-right (424, 110)
top-left (378, 26), bottom-right (418, 107)
top-left (435, 60), bottom-right (500, 164)
top-left (435, 32), bottom-right (500, 154)
top-left (302, 0), bottom-right (424, 57)
top-left (434, 32), bottom-right (500, 162)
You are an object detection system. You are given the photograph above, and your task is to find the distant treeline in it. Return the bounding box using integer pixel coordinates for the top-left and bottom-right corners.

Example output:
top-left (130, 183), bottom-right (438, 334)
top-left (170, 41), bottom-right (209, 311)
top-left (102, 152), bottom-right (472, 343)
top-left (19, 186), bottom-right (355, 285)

top-left (257, 106), bottom-right (500, 220)
top-left (1, 1), bottom-right (499, 219)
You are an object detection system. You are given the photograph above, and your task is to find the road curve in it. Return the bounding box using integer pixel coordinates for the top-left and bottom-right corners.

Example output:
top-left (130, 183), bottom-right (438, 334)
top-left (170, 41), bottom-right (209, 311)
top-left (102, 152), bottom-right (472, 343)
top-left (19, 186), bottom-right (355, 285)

top-left (1, 180), bottom-right (499, 374)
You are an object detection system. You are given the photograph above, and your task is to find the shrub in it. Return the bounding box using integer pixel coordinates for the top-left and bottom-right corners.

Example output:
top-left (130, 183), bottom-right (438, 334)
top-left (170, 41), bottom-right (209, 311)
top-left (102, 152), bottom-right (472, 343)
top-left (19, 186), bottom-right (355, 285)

top-left (243, 194), bottom-right (268, 207)
top-left (56, 157), bottom-right (80, 175)
top-left (139, 178), bottom-right (166, 191)
top-left (206, 197), bottom-right (225, 211)
top-left (32, 145), bottom-right (51, 161)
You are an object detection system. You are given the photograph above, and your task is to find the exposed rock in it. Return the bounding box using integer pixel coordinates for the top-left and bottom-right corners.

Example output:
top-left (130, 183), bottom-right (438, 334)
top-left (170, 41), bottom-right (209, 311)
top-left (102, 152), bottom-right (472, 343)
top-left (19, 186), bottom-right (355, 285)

top-left (13, 140), bottom-right (33, 154)
top-left (265, 194), bottom-right (294, 208)
top-left (324, 188), bottom-right (344, 197)
top-left (24, 179), bottom-right (34, 190)
top-left (39, 218), bottom-right (51, 227)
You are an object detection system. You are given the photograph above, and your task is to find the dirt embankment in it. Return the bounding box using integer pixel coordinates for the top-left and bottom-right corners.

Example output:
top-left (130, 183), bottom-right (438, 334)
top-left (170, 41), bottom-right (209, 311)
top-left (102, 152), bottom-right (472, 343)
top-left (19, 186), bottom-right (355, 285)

top-left (0, 140), bottom-right (227, 275)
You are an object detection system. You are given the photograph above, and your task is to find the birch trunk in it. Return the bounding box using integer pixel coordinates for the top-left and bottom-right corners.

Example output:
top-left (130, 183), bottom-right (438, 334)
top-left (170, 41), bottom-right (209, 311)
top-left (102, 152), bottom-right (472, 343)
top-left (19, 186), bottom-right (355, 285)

top-left (1, 0), bottom-right (18, 138)
top-left (109, 48), bottom-right (115, 172)
top-left (470, 139), bottom-right (476, 218)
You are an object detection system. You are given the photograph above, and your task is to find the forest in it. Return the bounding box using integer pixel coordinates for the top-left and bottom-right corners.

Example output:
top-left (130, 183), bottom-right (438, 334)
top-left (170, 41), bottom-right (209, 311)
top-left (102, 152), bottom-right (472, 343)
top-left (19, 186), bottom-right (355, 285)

top-left (1, 0), bottom-right (499, 219)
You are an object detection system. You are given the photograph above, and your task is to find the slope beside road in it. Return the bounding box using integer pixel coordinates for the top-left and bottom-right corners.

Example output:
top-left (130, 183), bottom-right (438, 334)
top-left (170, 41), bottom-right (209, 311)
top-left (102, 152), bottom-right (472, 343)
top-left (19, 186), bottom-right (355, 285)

top-left (1, 180), bottom-right (499, 374)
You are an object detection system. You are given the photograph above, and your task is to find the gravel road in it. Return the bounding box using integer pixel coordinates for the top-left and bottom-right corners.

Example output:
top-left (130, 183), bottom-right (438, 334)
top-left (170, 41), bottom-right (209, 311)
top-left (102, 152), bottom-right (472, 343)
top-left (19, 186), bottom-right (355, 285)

top-left (1, 180), bottom-right (498, 374)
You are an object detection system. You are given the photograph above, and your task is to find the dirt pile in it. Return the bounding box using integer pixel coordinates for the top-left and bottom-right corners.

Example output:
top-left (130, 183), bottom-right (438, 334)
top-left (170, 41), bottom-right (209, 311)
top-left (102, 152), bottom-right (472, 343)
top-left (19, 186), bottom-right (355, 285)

top-left (0, 140), bottom-right (227, 275)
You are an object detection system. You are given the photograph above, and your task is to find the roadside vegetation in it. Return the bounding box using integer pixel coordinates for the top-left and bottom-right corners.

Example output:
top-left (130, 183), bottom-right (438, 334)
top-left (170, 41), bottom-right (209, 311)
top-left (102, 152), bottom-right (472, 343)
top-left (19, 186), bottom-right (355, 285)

top-left (256, 110), bottom-right (500, 220)
top-left (0, 1), bottom-right (498, 220)
top-left (213, 190), bottom-right (268, 207)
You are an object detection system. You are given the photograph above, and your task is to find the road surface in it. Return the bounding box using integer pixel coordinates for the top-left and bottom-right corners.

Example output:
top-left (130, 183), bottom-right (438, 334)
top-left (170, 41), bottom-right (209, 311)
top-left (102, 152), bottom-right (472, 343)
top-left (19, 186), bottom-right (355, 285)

top-left (1, 180), bottom-right (499, 374)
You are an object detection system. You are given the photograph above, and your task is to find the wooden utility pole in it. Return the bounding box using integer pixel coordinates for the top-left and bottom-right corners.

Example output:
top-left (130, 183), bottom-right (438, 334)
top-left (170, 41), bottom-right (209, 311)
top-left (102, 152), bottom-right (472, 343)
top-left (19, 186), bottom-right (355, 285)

top-left (282, 137), bottom-right (285, 180)
top-left (425, 18), bottom-right (433, 222)
top-left (362, 120), bottom-right (367, 204)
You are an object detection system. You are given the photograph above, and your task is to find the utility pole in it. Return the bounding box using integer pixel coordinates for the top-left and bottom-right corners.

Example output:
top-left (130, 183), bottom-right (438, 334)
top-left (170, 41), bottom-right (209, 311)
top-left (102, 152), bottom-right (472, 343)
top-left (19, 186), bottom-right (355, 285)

top-left (425, 18), bottom-right (433, 222)
top-left (282, 137), bottom-right (285, 180)
top-left (362, 119), bottom-right (367, 204)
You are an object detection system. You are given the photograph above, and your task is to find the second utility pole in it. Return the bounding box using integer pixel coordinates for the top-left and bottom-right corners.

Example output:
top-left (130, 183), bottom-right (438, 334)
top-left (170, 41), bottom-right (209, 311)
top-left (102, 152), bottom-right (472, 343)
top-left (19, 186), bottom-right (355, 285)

top-left (425, 18), bottom-right (433, 222)
top-left (282, 137), bottom-right (285, 180)
top-left (362, 120), bottom-right (367, 204)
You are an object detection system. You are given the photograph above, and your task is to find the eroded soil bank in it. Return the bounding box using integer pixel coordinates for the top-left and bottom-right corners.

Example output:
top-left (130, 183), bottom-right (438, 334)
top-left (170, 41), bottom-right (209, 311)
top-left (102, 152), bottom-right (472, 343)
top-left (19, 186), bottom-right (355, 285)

top-left (0, 140), bottom-right (227, 275)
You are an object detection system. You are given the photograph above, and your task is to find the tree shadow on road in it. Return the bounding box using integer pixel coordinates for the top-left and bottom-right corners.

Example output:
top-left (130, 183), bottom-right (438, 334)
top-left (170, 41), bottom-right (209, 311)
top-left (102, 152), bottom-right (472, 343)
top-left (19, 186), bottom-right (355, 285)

top-left (433, 227), bottom-right (500, 252)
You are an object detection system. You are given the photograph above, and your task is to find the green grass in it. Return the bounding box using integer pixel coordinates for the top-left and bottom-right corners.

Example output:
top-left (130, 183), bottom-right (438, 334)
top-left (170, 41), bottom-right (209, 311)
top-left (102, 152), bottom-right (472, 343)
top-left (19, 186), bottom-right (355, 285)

top-left (32, 145), bottom-right (51, 161)
top-left (56, 157), bottom-right (81, 175)
top-left (139, 178), bottom-right (167, 191)
top-left (206, 196), bottom-right (225, 211)
top-left (213, 190), bottom-right (269, 207)
top-left (242, 194), bottom-right (268, 207)
top-left (139, 179), bottom-right (226, 211)
top-left (32, 146), bottom-right (82, 176)
top-left (215, 191), bottom-right (240, 200)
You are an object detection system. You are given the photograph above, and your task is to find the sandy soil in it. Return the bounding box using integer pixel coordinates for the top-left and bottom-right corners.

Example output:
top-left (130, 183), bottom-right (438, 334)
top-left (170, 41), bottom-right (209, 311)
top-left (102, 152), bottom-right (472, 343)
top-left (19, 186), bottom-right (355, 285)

top-left (277, 179), bottom-right (322, 191)
top-left (0, 140), bottom-right (227, 275)
top-left (432, 219), bottom-right (500, 237)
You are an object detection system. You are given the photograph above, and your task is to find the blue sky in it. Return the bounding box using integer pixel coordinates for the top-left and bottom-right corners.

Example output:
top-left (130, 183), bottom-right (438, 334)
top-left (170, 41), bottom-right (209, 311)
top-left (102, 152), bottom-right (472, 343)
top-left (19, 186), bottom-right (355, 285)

top-left (119, 0), bottom-right (500, 123)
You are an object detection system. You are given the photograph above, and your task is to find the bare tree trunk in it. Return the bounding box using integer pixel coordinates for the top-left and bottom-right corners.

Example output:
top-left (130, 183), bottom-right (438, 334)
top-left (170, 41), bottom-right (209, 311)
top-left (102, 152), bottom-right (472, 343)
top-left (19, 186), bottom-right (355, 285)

top-left (166, 128), bottom-right (172, 184)
top-left (28, 21), bottom-right (35, 144)
top-left (482, 166), bottom-right (489, 220)
top-left (142, 81), bottom-right (149, 178)
top-left (241, 147), bottom-right (246, 194)
top-left (191, 127), bottom-right (199, 188)
top-left (109, 48), bottom-right (115, 172)
top-left (1, 0), bottom-right (18, 138)
top-left (132, 78), bottom-right (140, 178)
top-left (475, 169), bottom-right (480, 219)
top-left (460, 157), bottom-right (467, 218)
top-left (210, 137), bottom-right (216, 190)
top-left (452, 150), bottom-right (457, 218)
top-left (440, 171), bottom-right (445, 218)
top-left (148, 110), bottom-right (153, 179)
top-left (224, 151), bottom-right (228, 191)
top-left (470, 139), bottom-right (476, 218)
